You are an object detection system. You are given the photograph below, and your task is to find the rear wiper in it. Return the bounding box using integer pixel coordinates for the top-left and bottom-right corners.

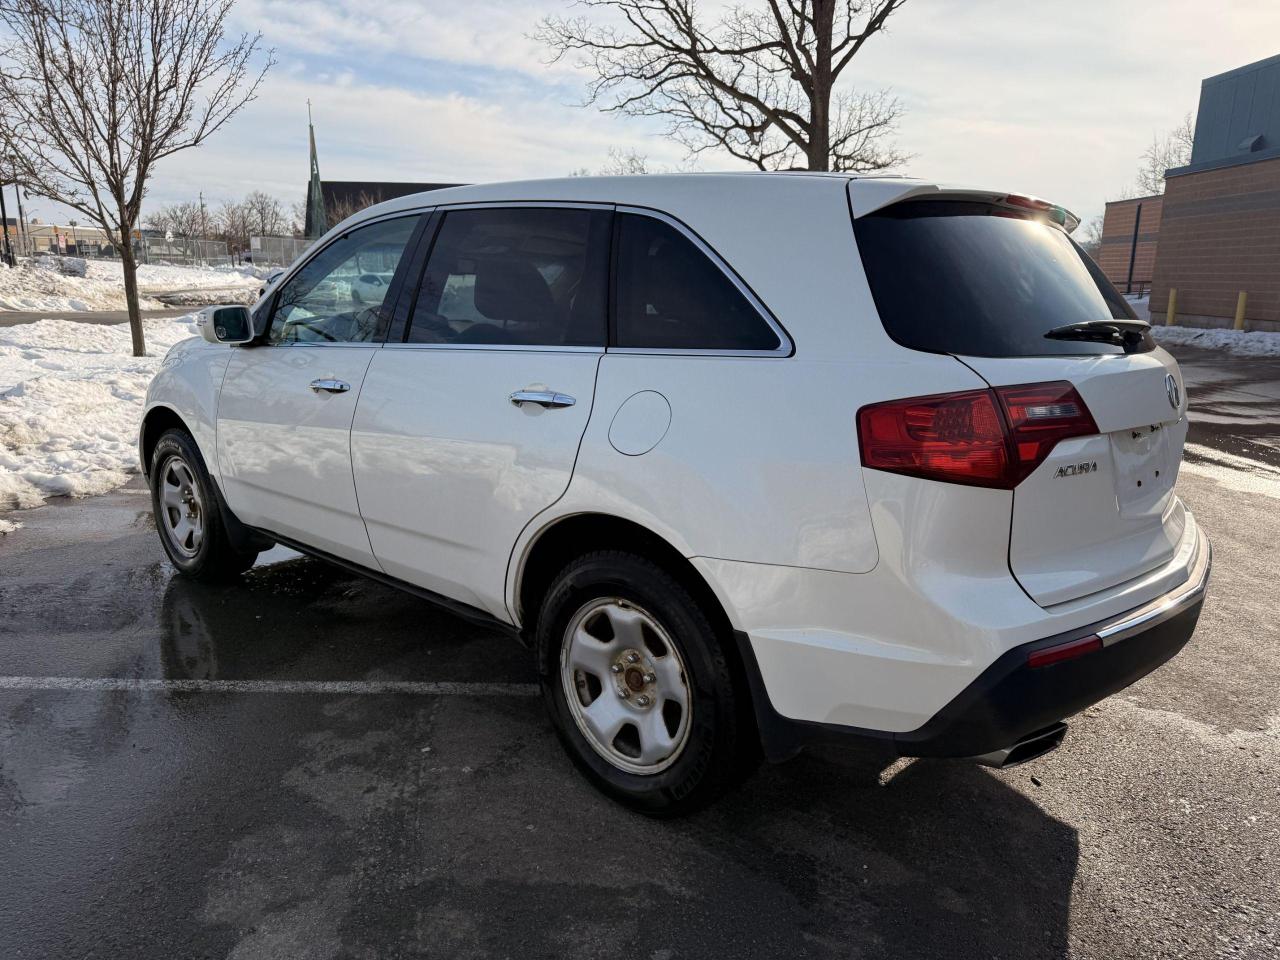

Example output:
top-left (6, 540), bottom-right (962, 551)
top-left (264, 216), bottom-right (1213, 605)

top-left (1044, 319), bottom-right (1150, 352)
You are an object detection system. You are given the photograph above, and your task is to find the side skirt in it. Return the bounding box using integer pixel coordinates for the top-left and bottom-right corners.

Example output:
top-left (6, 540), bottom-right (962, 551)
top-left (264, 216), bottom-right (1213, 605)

top-left (251, 528), bottom-right (524, 643)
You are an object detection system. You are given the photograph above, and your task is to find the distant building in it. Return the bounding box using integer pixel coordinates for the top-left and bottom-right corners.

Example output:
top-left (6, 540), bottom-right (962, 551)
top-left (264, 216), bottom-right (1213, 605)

top-left (1148, 53), bottom-right (1280, 331)
top-left (1097, 194), bottom-right (1163, 295)
top-left (303, 180), bottom-right (461, 237)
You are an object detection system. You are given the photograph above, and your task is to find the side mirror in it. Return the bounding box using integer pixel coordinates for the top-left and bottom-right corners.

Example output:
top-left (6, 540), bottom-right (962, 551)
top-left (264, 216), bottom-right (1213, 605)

top-left (197, 305), bottom-right (255, 345)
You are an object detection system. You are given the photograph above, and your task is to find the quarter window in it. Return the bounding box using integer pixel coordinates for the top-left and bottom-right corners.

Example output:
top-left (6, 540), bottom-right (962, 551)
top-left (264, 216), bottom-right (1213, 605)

top-left (613, 214), bottom-right (781, 351)
top-left (268, 216), bottom-right (419, 344)
top-left (406, 207), bottom-right (610, 346)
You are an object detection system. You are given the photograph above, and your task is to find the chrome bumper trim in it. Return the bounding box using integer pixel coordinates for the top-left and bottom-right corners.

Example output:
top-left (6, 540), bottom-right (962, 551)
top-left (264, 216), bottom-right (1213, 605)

top-left (1096, 534), bottom-right (1212, 647)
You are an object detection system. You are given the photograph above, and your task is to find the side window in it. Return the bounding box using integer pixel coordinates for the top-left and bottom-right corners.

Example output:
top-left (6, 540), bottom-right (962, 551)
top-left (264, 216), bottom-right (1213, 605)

top-left (614, 214), bottom-right (781, 351)
top-left (405, 207), bottom-right (610, 347)
top-left (268, 216), bottom-right (419, 344)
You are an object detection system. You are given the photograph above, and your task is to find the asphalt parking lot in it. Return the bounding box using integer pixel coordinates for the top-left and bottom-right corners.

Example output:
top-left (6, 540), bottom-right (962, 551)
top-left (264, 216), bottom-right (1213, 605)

top-left (2, 345), bottom-right (1278, 959)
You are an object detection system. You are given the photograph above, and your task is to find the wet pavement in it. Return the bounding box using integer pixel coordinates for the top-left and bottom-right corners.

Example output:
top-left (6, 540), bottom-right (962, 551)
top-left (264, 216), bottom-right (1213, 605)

top-left (1, 343), bottom-right (1278, 959)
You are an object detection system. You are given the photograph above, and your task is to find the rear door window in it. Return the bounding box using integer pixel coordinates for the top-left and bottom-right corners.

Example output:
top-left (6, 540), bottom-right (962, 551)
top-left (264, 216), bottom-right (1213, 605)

top-left (613, 213), bottom-right (782, 352)
top-left (405, 207), bottom-right (610, 347)
top-left (853, 200), bottom-right (1150, 357)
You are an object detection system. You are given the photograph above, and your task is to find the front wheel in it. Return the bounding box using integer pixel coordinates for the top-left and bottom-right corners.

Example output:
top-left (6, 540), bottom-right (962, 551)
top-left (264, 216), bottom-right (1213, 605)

top-left (537, 551), bottom-right (758, 816)
top-left (150, 429), bottom-right (258, 580)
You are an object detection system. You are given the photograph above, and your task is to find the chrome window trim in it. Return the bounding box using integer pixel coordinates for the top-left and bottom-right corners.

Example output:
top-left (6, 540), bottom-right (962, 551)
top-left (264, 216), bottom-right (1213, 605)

top-left (609, 205), bottom-right (794, 358)
top-left (382, 343), bottom-right (605, 355)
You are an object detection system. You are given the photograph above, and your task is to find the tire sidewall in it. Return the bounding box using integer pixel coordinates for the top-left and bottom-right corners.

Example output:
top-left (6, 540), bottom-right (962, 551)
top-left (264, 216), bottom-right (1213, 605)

top-left (150, 430), bottom-right (218, 577)
top-left (537, 553), bottom-right (739, 814)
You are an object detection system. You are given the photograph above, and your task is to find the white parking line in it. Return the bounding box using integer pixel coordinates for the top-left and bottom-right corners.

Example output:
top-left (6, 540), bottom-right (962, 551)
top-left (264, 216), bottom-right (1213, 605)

top-left (0, 676), bottom-right (540, 696)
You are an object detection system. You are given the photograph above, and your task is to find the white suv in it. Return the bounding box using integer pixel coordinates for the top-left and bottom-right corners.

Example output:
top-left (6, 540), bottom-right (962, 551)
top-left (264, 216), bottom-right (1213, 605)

top-left (142, 174), bottom-right (1211, 814)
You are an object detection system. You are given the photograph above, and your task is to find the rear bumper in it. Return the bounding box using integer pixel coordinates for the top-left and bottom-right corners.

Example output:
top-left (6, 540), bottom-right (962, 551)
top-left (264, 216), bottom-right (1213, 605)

top-left (737, 536), bottom-right (1211, 762)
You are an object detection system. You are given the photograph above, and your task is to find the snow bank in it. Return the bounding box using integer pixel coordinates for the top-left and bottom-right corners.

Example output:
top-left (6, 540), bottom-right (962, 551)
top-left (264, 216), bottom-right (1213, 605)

top-left (1125, 295), bottom-right (1280, 356)
top-left (86, 259), bottom-right (270, 291)
top-left (0, 315), bottom-right (198, 514)
top-left (1153, 326), bottom-right (1280, 357)
top-left (0, 258), bottom-right (266, 313)
top-left (0, 260), bottom-right (166, 312)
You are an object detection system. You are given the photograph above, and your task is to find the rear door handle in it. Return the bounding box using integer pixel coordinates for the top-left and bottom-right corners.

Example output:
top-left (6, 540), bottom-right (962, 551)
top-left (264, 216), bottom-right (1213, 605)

top-left (310, 378), bottom-right (351, 394)
top-left (509, 390), bottom-right (576, 409)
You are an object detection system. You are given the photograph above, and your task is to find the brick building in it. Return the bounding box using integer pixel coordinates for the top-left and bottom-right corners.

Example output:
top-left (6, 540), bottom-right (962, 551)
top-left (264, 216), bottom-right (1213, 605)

top-left (1149, 53), bottom-right (1280, 332)
top-left (1097, 194), bottom-right (1162, 294)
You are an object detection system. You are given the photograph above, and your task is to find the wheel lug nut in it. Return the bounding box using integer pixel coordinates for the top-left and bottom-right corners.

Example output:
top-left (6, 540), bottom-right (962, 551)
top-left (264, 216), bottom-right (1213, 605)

top-left (625, 653), bottom-right (640, 664)
top-left (619, 688), bottom-right (630, 698)
top-left (642, 673), bottom-right (655, 684)
top-left (610, 664), bottom-right (622, 674)
top-left (636, 695), bottom-right (651, 707)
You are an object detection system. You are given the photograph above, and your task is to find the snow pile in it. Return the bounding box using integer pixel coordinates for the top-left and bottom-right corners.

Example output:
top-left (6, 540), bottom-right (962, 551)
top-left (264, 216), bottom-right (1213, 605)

top-left (1125, 295), bottom-right (1280, 356)
top-left (86, 259), bottom-right (271, 291)
top-left (0, 315), bottom-right (197, 514)
top-left (0, 260), bottom-right (166, 312)
top-left (1153, 325), bottom-right (1280, 357)
top-left (0, 516), bottom-right (19, 535)
top-left (0, 258), bottom-right (267, 313)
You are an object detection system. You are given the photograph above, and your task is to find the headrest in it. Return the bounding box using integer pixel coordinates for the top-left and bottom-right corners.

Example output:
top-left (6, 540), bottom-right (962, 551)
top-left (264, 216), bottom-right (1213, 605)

top-left (474, 258), bottom-right (555, 324)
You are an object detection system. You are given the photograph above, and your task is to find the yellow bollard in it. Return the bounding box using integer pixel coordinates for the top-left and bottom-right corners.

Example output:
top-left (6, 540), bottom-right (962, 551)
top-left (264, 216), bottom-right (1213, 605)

top-left (1166, 288), bottom-right (1177, 326)
top-left (1234, 291), bottom-right (1248, 331)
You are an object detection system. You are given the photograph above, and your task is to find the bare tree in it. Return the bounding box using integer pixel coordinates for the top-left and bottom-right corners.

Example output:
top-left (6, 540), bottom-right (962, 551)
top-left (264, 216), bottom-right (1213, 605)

top-left (217, 199), bottom-right (252, 251)
top-left (326, 190), bottom-right (385, 226)
top-left (243, 189), bottom-right (286, 237)
top-left (570, 146), bottom-right (658, 176)
top-left (147, 200), bottom-right (204, 237)
top-left (536, 0), bottom-right (909, 172)
top-left (1078, 214), bottom-right (1104, 260)
top-left (0, 0), bottom-right (272, 356)
top-left (1136, 113), bottom-right (1194, 196)
top-left (289, 199), bottom-right (307, 237)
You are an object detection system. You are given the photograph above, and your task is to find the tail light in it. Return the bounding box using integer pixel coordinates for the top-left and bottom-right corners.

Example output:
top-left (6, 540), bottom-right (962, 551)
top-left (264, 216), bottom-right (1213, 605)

top-left (857, 381), bottom-right (1097, 490)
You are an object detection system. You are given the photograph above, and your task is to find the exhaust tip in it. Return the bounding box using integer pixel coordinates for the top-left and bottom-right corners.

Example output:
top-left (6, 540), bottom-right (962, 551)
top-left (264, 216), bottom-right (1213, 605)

top-left (971, 722), bottom-right (1068, 769)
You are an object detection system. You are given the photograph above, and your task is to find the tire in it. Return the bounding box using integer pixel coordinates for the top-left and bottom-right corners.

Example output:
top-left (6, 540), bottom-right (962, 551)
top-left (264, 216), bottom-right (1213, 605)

top-left (149, 428), bottom-right (259, 580)
top-left (536, 551), bottom-right (759, 816)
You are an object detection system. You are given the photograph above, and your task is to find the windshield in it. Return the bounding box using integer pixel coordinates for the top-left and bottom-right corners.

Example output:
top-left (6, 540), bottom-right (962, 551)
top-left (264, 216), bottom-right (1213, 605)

top-left (853, 200), bottom-right (1151, 357)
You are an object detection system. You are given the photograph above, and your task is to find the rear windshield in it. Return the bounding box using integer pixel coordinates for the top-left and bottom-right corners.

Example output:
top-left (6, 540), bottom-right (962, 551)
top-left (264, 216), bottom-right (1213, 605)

top-left (853, 200), bottom-right (1150, 357)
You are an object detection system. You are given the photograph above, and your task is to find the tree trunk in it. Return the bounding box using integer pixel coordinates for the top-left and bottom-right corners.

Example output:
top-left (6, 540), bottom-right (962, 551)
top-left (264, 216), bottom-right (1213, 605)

top-left (119, 230), bottom-right (147, 357)
top-left (808, 0), bottom-right (834, 171)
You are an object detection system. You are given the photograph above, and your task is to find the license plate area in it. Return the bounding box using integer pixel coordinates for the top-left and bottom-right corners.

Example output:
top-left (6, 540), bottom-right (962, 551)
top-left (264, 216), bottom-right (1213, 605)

top-left (1110, 423), bottom-right (1174, 516)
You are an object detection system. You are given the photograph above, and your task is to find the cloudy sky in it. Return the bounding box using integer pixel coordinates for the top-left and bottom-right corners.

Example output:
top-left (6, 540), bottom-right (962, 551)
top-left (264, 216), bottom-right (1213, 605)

top-left (24, 0), bottom-right (1280, 230)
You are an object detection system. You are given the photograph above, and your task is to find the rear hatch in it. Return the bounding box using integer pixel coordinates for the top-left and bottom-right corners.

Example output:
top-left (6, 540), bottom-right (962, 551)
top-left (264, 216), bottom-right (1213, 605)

top-left (852, 192), bottom-right (1187, 607)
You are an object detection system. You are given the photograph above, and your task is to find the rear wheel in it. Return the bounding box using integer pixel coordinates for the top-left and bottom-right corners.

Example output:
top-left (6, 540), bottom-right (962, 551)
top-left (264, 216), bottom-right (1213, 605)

top-left (150, 429), bottom-right (258, 580)
top-left (537, 551), bottom-right (758, 815)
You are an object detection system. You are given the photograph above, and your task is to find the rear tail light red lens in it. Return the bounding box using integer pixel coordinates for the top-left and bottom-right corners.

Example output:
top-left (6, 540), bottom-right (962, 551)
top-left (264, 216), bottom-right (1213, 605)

top-left (1027, 635), bottom-right (1102, 668)
top-left (857, 381), bottom-right (1096, 490)
top-left (997, 382), bottom-right (1098, 486)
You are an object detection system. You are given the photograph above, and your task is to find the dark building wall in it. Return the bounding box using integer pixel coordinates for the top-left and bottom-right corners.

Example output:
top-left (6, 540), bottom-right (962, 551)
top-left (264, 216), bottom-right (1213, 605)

top-left (1149, 155), bottom-right (1280, 331)
top-left (304, 181), bottom-right (462, 237)
top-left (1098, 195), bottom-right (1163, 292)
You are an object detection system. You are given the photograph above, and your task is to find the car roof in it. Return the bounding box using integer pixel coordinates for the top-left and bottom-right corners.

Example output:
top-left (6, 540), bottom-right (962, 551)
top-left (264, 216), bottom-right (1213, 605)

top-left (341, 172), bottom-right (916, 224)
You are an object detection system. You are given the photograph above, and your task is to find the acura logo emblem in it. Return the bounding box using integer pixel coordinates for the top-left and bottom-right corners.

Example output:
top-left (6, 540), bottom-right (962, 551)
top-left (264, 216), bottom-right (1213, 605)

top-left (1165, 373), bottom-right (1181, 410)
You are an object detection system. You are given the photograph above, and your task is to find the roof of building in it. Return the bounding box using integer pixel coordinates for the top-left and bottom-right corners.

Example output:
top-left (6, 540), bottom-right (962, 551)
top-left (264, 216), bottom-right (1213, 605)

top-left (1170, 52), bottom-right (1280, 177)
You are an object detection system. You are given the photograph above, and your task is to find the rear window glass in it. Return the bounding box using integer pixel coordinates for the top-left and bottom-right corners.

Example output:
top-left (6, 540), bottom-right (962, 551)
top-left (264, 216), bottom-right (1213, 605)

top-left (853, 200), bottom-right (1150, 357)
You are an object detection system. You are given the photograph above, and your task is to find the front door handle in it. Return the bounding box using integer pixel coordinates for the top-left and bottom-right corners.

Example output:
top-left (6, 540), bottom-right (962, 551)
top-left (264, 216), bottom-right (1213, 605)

top-left (310, 378), bottom-right (351, 394)
top-left (509, 389), bottom-right (576, 409)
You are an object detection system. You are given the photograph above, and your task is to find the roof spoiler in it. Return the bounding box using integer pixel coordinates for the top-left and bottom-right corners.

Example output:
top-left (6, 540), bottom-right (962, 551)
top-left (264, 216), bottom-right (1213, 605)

top-left (849, 181), bottom-right (1081, 233)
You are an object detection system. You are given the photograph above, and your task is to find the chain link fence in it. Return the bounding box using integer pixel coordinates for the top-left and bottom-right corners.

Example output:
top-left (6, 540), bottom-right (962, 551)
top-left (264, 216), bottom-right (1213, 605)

top-left (249, 235), bottom-right (311, 267)
top-left (139, 236), bottom-right (231, 266)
